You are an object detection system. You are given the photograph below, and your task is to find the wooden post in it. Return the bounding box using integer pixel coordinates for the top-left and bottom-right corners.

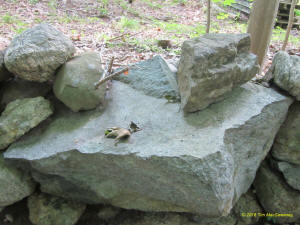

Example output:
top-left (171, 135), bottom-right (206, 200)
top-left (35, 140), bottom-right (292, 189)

top-left (206, 0), bottom-right (211, 33)
top-left (247, 0), bottom-right (280, 66)
top-left (282, 0), bottom-right (298, 50)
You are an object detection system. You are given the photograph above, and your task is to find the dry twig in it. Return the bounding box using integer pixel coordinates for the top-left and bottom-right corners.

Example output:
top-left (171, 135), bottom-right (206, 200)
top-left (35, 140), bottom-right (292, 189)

top-left (95, 67), bottom-right (129, 89)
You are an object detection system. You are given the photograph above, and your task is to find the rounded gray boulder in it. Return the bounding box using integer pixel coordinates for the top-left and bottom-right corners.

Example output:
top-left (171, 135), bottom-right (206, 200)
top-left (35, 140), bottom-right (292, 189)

top-left (53, 52), bottom-right (106, 112)
top-left (4, 23), bottom-right (75, 82)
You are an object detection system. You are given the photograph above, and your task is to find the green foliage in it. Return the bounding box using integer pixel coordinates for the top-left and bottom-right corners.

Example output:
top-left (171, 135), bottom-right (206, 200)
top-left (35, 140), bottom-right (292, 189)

top-left (2, 13), bottom-right (14, 23)
top-left (212, 0), bottom-right (236, 6)
top-left (117, 17), bottom-right (140, 31)
top-left (172, 0), bottom-right (187, 5)
top-left (295, 9), bottom-right (300, 16)
top-left (142, 0), bottom-right (163, 9)
top-left (48, 0), bottom-right (58, 10)
top-left (29, 0), bottom-right (39, 4)
top-left (217, 12), bottom-right (229, 20)
top-left (96, 0), bottom-right (109, 17)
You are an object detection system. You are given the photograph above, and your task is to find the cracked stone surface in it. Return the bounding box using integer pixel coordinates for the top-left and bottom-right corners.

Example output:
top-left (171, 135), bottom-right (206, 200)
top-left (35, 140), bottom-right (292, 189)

top-left (177, 33), bottom-right (259, 112)
top-left (4, 81), bottom-right (292, 216)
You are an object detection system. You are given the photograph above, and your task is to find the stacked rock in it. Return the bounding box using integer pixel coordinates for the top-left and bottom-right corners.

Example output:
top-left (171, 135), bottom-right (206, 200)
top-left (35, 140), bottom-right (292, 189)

top-left (0, 24), bottom-right (299, 225)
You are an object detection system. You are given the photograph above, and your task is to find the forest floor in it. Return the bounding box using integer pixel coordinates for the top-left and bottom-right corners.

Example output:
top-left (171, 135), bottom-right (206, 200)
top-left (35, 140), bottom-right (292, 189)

top-left (0, 0), bottom-right (299, 75)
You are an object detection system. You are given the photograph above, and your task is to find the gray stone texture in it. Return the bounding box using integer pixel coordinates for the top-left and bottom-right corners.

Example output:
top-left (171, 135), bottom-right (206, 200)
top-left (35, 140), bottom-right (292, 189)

top-left (277, 161), bottom-right (300, 191)
top-left (194, 190), bottom-right (263, 225)
top-left (0, 79), bottom-right (51, 108)
top-left (178, 33), bottom-right (259, 112)
top-left (114, 55), bottom-right (179, 100)
top-left (4, 23), bottom-right (75, 82)
top-left (254, 161), bottom-right (300, 224)
top-left (53, 52), bottom-right (106, 112)
top-left (271, 51), bottom-right (300, 100)
top-left (28, 193), bottom-right (86, 225)
top-left (0, 97), bottom-right (53, 150)
top-left (0, 154), bottom-right (36, 208)
top-left (4, 81), bottom-right (291, 216)
top-left (272, 102), bottom-right (300, 165)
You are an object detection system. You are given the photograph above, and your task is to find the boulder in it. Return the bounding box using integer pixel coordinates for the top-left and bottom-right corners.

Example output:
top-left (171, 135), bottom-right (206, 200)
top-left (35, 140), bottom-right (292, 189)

top-left (0, 50), bottom-right (12, 82)
top-left (0, 78), bottom-right (51, 108)
top-left (270, 51), bottom-right (300, 100)
top-left (0, 154), bottom-right (36, 208)
top-left (114, 55), bottom-right (179, 100)
top-left (4, 23), bottom-right (75, 82)
top-left (28, 193), bottom-right (86, 225)
top-left (254, 161), bottom-right (300, 224)
top-left (97, 205), bottom-right (121, 221)
top-left (194, 190), bottom-right (263, 225)
top-left (276, 161), bottom-right (300, 191)
top-left (233, 190), bottom-right (263, 225)
top-left (0, 97), bottom-right (53, 150)
top-left (53, 52), bottom-right (106, 112)
top-left (4, 81), bottom-right (291, 216)
top-left (272, 102), bottom-right (300, 165)
top-left (178, 33), bottom-right (259, 112)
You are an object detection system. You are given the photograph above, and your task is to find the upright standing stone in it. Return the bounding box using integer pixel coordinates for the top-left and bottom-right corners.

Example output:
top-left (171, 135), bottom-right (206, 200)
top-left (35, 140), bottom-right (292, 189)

top-left (178, 33), bottom-right (259, 113)
top-left (4, 23), bottom-right (75, 82)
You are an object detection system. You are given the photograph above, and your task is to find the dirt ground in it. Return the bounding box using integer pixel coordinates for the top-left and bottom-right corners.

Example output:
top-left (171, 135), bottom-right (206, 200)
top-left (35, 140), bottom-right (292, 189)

top-left (0, 0), bottom-right (299, 74)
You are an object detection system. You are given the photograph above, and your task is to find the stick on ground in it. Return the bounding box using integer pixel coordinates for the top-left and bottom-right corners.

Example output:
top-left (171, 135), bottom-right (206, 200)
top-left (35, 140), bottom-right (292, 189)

top-left (95, 67), bottom-right (129, 89)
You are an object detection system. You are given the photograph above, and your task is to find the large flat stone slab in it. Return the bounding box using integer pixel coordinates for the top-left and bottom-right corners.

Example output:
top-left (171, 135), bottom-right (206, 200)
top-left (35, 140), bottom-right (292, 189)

top-left (4, 81), bottom-right (292, 216)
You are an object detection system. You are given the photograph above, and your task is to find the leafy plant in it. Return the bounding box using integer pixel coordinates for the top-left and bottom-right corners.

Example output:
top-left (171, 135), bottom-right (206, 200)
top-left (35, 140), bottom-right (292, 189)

top-left (117, 16), bottom-right (140, 30)
top-left (217, 12), bottom-right (229, 20)
top-left (29, 0), bottom-right (39, 4)
top-left (2, 13), bottom-right (14, 23)
top-left (212, 0), bottom-right (236, 6)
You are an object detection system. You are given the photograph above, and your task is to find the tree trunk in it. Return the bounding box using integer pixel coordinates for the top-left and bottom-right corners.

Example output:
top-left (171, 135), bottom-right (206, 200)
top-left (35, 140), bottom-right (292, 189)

top-left (247, 0), bottom-right (280, 66)
top-left (206, 0), bottom-right (211, 33)
top-left (282, 0), bottom-right (298, 50)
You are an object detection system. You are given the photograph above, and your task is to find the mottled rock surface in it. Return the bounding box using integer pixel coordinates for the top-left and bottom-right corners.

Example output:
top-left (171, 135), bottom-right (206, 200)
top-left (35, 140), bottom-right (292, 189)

top-left (254, 161), bottom-right (300, 224)
top-left (0, 155), bottom-right (35, 208)
top-left (114, 55), bottom-right (179, 100)
top-left (0, 79), bottom-right (51, 107)
top-left (277, 161), bottom-right (300, 191)
top-left (4, 23), bottom-right (75, 82)
top-left (0, 97), bottom-right (53, 150)
top-left (272, 102), bottom-right (300, 165)
top-left (194, 190), bottom-right (263, 225)
top-left (28, 193), bottom-right (86, 225)
top-left (4, 81), bottom-right (291, 216)
top-left (178, 33), bottom-right (259, 112)
top-left (0, 50), bottom-right (12, 82)
top-left (53, 52), bottom-right (106, 112)
top-left (271, 51), bottom-right (300, 100)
